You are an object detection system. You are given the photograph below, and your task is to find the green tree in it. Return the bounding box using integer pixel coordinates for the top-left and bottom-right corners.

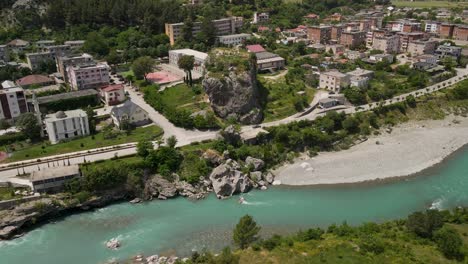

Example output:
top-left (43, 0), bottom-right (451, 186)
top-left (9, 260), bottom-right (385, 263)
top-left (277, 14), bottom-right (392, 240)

top-left (16, 113), bottom-right (41, 141)
top-left (166, 135), bottom-right (177, 148)
top-left (433, 226), bottom-right (464, 260)
top-left (406, 210), bottom-right (444, 238)
top-left (132, 56), bottom-right (154, 81)
top-left (178, 55), bottom-right (195, 86)
top-left (233, 214), bottom-right (261, 249)
top-left (137, 139), bottom-right (153, 158)
top-left (85, 106), bottom-right (96, 134)
top-left (83, 32), bottom-right (109, 56)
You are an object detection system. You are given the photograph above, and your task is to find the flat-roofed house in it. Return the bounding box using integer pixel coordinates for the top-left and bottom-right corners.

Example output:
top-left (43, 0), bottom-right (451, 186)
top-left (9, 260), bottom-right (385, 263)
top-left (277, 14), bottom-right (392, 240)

top-left (67, 62), bottom-right (110, 90)
top-left (169, 49), bottom-right (208, 74)
top-left (44, 109), bottom-right (90, 144)
top-left (0, 81), bottom-right (28, 120)
top-left (255, 52), bottom-right (285, 71)
top-left (319, 70), bottom-right (350, 93)
top-left (30, 165), bottom-right (81, 193)
top-left (217, 33), bottom-right (251, 46)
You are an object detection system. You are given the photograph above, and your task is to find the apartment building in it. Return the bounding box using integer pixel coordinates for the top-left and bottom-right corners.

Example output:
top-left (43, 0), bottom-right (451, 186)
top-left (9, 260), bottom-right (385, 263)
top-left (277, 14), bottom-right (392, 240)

top-left (26, 52), bottom-right (55, 71)
top-left (331, 25), bottom-right (344, 42)
top-left (366, 29), bottom-right (386, 48)
top-left (319, 71), bottom-right (350, 93)
top-left (307, 25), bottom-right (332, 44)
top-left (253, 12), bottom-right (269, 24)
top-left (67, 62), bottom-right (110, 90)
top-left (44, 45), bottom-right (72, 57)
top-left (453, 25), bottom-right (468, 41)
top-left (64, 40), bottom-right (85, 50)
top-left (44, 109), bottom-right (89, 144)
top-left (165, 17), bottom-right (243, 45)
top-left (339, 31), bottom-right (366, 49)
top-left (424, 21), bottom-right (440, 33)
top-left (439, 24), bottom-right (455, 38)
top-left (397, 32), bottom-right (424, 52)
top-left (0, 45), bottom-right (9, 62)
top-left (99, 84), bottom-right (125, 106)
top-left (407, 40), bottom-right (438, 56)
top-left (57, 53), bottom-right (94, 83)
top-left (0, 81), bottom-right (28, 120)
top-left (434, 44), bottom-right (462, 60)
top-left (389, 20), bottom-right (421, 32)
top-left (169, 49), bottom-right (208, 74)
top-left (255, 52), bottom-right (285, 71)
top-left (217, 33), bottom-right (251, 46)
top-left (372, 35), bottom-right (400, 54)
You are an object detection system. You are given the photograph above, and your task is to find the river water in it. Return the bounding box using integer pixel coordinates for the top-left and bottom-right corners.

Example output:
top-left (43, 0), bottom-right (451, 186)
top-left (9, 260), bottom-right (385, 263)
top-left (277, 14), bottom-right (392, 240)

top-left (1, 147), bottom-right (468, 264)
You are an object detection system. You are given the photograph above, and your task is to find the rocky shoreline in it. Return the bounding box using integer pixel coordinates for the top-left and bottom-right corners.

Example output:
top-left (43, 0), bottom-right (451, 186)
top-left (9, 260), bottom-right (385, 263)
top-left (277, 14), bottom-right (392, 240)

top-left (0, 153), bottom-right (275, 240)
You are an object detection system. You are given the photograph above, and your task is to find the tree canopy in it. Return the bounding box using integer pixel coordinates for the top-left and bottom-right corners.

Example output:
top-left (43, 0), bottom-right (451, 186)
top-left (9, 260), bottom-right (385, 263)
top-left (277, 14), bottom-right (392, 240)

top-left (132, 56), bottom-right (155, 80)
top-left (233, 214), bottom-right (261, 249)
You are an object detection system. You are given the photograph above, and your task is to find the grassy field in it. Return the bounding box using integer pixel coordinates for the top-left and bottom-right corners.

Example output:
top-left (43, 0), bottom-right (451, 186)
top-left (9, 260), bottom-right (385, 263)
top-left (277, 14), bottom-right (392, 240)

top-left (260, 76), bottom-right (316, 122)
top-left (392, 0), bottom-right (468, 8)
top-left (158, 83), bottom-right (209, 112)
top-left (2, 125), bottom-right (163, 163)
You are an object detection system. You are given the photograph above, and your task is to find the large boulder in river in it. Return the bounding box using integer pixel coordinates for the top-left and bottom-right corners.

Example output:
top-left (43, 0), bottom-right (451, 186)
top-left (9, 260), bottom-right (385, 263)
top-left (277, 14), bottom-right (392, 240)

top-left (209, 160), bottom-right (253, 199)
top-left (203, 70), bottom-right (263, 124)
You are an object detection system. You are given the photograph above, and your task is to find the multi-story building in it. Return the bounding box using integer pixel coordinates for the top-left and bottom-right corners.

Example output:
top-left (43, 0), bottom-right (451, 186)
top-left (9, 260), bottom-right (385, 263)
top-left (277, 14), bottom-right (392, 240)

top-left (307, 25), bottom-right (332, 44)
top-left (413, 54), bottom-right (438, 66)
top-left (56, 53), bottom-right (94, 83)
top-left (331, 24), bottom-right (344, 42)
top-left (407, 40), bottom-right (438, 56)
top-left (44, 109), bottom-right (89, 144)
top-left (253, 12), bottom-right (269, 24)
top-left (358, 19), bottom-right (373, 32)
top-left (99, 84), bottom-right (125, 106)
top-left (453, 25), bottom-right (468, 41)
top-left (7, 39), bottom-right (29, 53)
top-left (36, 40), bottom-right (56, 48)
top-left (169, 49), bottom-right (208, 74)
top-left (339, 31), bottom-right (366, 49)
top-left (319, 70), bottom-right (350, 93)
top-left (26, 52), bottom-right (55, 71)
top-left (434, 44), bottom-right (462, 60)
top-left (64, 40), bottom-right (85, 50)
top-left (372, 35), bottom-right (400, 54)
top-left (217, 33), bottom-right (251, 46)
top-left (347, 68), bottom-right (374, 88)
top-left (424, 21), bottom-right (440, 33)
top-left (389, 20), bottom-right (421, 32)
top-left (0, 81), bottom-right (28, 120)
top-left (255, 52), bottom-right (285, 71)
top-left (44, 45), bottom-right (72, 57)
top-left (165, 17), bottom-right (243, 45)
top-left (397, 32), bottom-right (424, 52)
top-left (366, 29), bottom-right (386, 48)
top-left (0, 45), bottom-right (9, 62)
top-left (67, 62), bottom-right (110, 90)
top-left (439, 23), bottom-right (455, 38)
top-left (402, 22), bottom-right (421, 33)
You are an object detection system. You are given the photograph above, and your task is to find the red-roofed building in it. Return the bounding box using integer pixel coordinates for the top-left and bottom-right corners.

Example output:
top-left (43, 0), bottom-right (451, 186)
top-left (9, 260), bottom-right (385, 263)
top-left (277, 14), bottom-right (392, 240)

top-left (304, 14), bottom-right (320, 20)
top-left (16, 74), bottom-right (54, 89)
top-left (257, 26), bottom-right (271, 33)
top-left (246, 44), bottom-right (266, 53)
top-left (99, 84), bottom-right (125, 106)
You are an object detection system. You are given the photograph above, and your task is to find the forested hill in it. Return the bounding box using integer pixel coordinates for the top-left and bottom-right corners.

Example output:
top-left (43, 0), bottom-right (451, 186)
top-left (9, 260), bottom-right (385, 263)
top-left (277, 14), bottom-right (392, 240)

top-left (0, 0), bottom-right (384, 38)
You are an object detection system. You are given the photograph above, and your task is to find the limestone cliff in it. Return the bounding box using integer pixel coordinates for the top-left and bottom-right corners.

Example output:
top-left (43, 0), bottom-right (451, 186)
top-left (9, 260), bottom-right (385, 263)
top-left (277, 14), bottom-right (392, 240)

top-left (202, 69), bottom-right (263, 124)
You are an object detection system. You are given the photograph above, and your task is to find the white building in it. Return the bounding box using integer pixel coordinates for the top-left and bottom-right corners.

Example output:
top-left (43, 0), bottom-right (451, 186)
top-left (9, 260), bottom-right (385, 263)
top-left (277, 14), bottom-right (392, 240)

top-left (64, 40), bottom-right (85, 50)
top-left (30, 165), bottom-right (81, 193)
top-left (169, 49), bottom-right (208, 74)
top-left (67, 62), bottom-right (110, 90)
top-left (100, 84), bottom-right (126, 106)
top-left (253, 12), bottom-right (269, 24)
top-left (217, 33), bottom-right (251, 46)
top-left (372, 35), bottom-right (399, 54)
top-left (319, 71), bottom-right (350, 93)
top-left (424, 21), bottom-right (440, 33)
top-left (0, 81), bottom-right (28, 120)
top-left (347, 68), bottom-right (374, 88)
top-left (44, 109), bottom-right (89, 144)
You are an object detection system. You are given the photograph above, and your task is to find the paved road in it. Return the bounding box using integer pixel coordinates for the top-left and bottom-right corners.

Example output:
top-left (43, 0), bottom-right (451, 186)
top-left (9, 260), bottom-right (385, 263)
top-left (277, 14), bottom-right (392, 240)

top-left (0, 68), bottom-right (466, 182)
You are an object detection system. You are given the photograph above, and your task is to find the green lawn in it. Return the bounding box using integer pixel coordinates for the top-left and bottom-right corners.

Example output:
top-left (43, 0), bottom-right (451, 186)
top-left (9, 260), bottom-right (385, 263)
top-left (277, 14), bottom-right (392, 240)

top-left (260, 77), bottom-right (316, 122)
top-left (3, 125), bottom-right (163, 163)
top-left (158, 83), bottom-right (209, 112)
top-left (392, 0), bottom-right (468, 8)
top-left (0, 187), bottom-right (18, 201)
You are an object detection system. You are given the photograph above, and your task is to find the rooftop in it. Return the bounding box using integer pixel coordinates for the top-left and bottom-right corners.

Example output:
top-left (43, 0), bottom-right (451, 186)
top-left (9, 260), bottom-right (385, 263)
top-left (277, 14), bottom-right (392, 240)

top-left (246, 44), bottom-right (266, 53)
top-left (170, 49), bottom-right (208, 60)
top-left (111, 100), bottom-right (147, 119)
top-left (347, 68), bottom-right (374, 77)
top-left (101, 84), bottom-right (124, 92)
top-left (30, 165), bottom-right (80, 183)
top-left (44, 109), bottom-right (87, 122)
top-left (36, 89), bottom-right (98, 104)
top-left (8, 39), bottom-right (29, 46)
top-left (16, 75), bottom-right (54, 86)
top-left (322, 71), bottom-right (348, 78)
top-left (218, 33), bottom-right (251, 39)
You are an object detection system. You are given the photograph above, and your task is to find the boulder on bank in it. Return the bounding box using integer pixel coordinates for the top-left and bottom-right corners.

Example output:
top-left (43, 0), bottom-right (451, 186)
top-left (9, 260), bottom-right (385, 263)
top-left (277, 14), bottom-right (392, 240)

top-left (209, 160), bottom-right (253, 199)
top-left (245, 156), bottom-right (265, 171)
top-left (143, 175), bottom-right (178, 200)
top-left (202, 149), bottom-right (224, 165)
top-left (263, 172), bottom-right (275, 184)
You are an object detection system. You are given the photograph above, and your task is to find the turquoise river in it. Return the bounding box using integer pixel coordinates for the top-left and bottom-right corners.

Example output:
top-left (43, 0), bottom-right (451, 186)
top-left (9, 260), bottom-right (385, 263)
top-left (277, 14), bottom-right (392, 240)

top-left (1, 146), bottom-right (468, 264)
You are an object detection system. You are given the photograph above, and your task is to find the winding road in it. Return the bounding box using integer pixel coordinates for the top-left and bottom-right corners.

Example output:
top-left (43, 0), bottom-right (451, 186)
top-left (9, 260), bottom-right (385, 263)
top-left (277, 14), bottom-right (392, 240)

top-left (0, 68), bottom-right (466, 182)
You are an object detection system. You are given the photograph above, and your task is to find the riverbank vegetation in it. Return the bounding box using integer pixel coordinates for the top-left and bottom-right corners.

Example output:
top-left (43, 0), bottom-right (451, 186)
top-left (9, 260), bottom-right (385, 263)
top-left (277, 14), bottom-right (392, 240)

top-left (184, 208), bottom-right (468, 263)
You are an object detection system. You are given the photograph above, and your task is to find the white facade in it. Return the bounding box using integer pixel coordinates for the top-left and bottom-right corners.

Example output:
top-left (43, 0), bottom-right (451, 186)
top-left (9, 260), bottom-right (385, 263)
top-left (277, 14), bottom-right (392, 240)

top-left (424, 21), bottom-right (440, 33)
top-left (253, 12), bottom-right (269, 24)
top-left (67, 62), bottom-right (110, 90)
top-left (64, 40), bottom-right (85, 50)
top-left (319, 71), bottom-right (350, 93)
top-left (372, 35), bottom-right (399, 54)
top-left (44, 110), bottom-right (90, 144)
top-left (169, 49), bottom-right (208, 74)
top-left (217, 34), bottom-right (251, 46)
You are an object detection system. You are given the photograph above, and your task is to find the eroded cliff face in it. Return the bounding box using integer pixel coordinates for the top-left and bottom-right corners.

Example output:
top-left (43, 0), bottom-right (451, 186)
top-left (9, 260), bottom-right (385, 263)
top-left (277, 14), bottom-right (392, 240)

top-left (202, 69), bottom-right (263, 124)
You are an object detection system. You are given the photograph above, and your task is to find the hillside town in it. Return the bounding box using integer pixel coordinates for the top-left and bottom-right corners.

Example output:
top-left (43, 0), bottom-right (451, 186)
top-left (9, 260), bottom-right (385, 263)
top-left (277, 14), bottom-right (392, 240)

top-left (1, 0), bottom-right (468, 263)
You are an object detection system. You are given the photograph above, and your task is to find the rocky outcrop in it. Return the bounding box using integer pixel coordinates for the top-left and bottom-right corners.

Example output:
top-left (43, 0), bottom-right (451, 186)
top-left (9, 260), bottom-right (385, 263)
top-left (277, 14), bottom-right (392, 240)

top-left (202, 149), bottom-right (224, 165)
top-left (221, 125), bottom-right (241, 145)
top-left (203, 70), bottom-right (263, 124)
top-left (143, 175), bottom-right (178, 200)
top-left (209, 159), bottom-right (253, 199)
top-left (245, 156), bottom-right (265, 171)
